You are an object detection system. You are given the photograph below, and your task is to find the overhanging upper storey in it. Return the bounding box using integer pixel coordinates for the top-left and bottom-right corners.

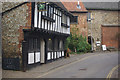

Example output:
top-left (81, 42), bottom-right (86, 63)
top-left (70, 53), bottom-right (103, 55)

top-left (31, 2), bottom-right (73, 35)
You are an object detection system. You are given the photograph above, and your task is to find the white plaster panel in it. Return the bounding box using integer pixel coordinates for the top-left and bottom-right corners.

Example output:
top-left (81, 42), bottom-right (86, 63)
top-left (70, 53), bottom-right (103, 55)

top-left (28, 53), bottom-right (34, 64)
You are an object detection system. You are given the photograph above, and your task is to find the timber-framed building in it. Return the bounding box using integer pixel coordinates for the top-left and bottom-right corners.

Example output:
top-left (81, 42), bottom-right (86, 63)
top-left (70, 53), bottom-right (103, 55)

top-left (2, 2), bottom-right (73, 71)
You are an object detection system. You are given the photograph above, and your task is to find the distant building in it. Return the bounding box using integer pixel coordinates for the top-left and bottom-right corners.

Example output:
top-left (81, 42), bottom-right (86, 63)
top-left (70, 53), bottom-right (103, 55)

top-left (61, 1), bottom-right (88, 37)
top-left (84, 2), bottom-right (120, 51)
top-left (2, 2), bottom-right (73, 71)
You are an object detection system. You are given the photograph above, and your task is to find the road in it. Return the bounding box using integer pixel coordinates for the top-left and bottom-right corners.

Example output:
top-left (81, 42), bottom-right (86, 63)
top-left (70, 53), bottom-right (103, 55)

top-left (38, 52), bottom-right (119, 78)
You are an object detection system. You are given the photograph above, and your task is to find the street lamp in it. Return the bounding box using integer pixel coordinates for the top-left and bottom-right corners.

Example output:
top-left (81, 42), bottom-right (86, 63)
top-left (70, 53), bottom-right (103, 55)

top-left (88, 13), bottom-right (94, 52)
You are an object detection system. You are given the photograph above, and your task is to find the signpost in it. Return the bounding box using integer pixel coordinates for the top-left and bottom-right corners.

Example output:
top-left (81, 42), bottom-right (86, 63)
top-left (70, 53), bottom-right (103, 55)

top-left (102, 45), bottom-right (107, 51)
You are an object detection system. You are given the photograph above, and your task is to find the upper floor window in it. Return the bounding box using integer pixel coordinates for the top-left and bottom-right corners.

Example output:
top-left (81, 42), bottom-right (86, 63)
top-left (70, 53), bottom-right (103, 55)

top-left (41, 4), bottom-right (53, 18)
top-left (62, 14), bottom-right (67, 24)
top-left (49, 5), bottom-right (53, 18)
top-left (70, 16), bottom-right (78, 24)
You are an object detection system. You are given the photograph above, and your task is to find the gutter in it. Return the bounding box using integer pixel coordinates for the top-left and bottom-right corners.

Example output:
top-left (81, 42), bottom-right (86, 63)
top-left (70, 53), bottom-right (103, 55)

top-left (86, 8), bottom-right (120, 11)
top-left (70, 11), bottom-right (88, 13)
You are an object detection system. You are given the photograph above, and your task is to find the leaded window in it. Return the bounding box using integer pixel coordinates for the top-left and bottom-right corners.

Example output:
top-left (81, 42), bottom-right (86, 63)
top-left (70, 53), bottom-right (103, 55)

top-left (70, 16), bottom-right (78, 24)
top-left (28, 38), bottom-right (40, 52)
top-left (48, 38), bottom-right (53, 51)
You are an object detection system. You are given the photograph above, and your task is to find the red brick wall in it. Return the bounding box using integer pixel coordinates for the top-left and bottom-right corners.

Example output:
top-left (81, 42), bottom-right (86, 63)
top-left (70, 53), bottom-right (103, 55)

top-left (26, 3), bottom-right (32, 26)
top-left (70, 13), bottom-right (88, 38)
top-left (102, 26), bottom-right (120, 49)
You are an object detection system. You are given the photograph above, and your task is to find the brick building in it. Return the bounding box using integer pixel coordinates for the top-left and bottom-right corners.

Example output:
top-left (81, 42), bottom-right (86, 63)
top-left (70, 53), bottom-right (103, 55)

top-left (83, 2), bottom-right (120, 51)
top-left (61, 0), bottom-right (88, 37)
top-left (2, 2), bottom-right (73, 71)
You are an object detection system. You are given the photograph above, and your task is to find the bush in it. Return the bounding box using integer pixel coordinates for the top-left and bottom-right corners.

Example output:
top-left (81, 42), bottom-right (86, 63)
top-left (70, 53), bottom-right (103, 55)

top-left (65, 33), bottom-right (91, 53)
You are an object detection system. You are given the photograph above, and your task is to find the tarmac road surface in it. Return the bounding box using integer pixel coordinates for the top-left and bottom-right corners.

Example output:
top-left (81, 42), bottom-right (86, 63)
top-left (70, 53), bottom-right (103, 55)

top-left (38, 52), bottom-right (119, 78)
top-left (2, 51), bottom-right (119, 79)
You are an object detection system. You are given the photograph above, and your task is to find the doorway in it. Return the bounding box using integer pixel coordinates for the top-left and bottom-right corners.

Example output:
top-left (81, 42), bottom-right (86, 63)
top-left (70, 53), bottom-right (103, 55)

top-left (40, 39), bottom-right (45, 63)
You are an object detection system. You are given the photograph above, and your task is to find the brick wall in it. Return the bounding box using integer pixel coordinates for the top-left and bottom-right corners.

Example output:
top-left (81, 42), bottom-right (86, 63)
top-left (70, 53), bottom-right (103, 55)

top-left (70, 13), bottom-right (88, 38)
top-left (2, 2), bottom-right (31, 60)
top-left (102, 26), bottom-right (120, 49)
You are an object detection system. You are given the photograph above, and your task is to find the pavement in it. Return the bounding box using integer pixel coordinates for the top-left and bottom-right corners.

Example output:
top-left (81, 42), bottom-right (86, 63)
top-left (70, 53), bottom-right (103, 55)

top-left (2, 51), bottom-right (119, 78)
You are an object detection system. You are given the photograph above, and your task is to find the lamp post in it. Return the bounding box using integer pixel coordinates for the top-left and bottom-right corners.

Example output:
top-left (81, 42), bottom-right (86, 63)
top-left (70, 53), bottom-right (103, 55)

top-left (90, 19), bottom-right (93, 51)
top-left (88, 13), bottom-right (94, 52)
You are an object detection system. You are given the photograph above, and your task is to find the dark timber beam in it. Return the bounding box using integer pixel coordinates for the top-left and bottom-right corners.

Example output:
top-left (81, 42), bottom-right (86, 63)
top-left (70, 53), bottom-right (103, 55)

top-left (31, 2), bottom-right (35, 29)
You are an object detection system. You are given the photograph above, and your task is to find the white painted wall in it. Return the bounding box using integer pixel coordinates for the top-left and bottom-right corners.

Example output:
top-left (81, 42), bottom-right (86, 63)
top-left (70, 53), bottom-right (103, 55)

top-left (47, 52), bottom-right (51, 60)
top-left (34, 3), bottom-right (71, 34)
top-left (34, 3), bottom-right (38, 28)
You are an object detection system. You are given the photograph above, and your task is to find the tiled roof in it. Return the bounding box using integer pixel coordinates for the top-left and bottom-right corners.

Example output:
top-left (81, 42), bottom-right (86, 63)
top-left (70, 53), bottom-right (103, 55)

top-left (83, 2), bottom-right (119, 11)
top-left (52, 2), bottom-right (73, 16)
top-left (61, 0), bottom-right (87, 12)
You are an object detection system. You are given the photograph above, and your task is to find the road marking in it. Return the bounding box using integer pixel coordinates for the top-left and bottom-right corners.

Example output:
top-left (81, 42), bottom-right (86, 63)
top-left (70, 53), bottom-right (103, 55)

top-left (36, 54), bottom-right (101, 78)
top-left (106, 64), bottom-right (120, 80)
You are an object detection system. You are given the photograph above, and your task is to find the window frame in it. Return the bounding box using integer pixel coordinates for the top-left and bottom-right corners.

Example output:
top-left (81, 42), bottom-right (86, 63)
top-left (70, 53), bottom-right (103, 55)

top-left (47, 39), bottom-right (53, 51)
top-left (70, 16), bottom-right (78, 24)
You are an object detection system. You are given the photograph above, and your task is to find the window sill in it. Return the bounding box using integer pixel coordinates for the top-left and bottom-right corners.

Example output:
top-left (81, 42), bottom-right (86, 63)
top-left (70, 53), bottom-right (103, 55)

top-left (42, 15), bottom-right (55, 22)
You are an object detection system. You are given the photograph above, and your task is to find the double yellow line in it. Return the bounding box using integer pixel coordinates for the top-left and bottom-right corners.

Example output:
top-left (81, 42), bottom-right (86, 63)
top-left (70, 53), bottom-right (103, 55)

top-left (106, 64), bottom-right (120, 80)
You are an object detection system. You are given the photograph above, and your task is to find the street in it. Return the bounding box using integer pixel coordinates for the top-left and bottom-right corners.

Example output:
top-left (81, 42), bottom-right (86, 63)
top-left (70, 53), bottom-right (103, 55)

top-left (39, 52), bottom-right (119, 78)
top-left (2, 51), bottom-right (119, 78)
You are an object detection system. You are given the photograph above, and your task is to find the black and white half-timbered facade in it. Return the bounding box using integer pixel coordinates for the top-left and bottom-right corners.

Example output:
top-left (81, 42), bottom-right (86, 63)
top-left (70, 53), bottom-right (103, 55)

top-left (22, 2), bottom-right (73, 70)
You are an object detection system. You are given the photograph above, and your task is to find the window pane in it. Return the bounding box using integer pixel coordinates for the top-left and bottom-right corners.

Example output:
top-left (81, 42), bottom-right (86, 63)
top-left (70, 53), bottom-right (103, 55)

top-left (48, 39), bottom-right (53, 51)
top-left (59, 40), bottom-right (64, 50)
top-left (70, 16), bottom-right (78, 24)
top-left (45, 5), bottom-right (48, 16)
top-left (28, 38), bottom-right (40, 52)
top-left (50, 7), bottom-right (53, 18)
top-left (62, 14), bottom-right (64, 24)
top-left (64, 15), bottom-right (67, 24)
top-left (28, 38), bottom-right (33, 51)
top-left (49, 5), bottom-right (51, 17)
top-left (54, 39), bottom-right (58, 50)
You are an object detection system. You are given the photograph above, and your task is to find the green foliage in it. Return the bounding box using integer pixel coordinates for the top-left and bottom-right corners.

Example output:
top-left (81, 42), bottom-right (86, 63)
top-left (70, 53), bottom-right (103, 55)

top-left (65, 27), bottom-right (91, 54)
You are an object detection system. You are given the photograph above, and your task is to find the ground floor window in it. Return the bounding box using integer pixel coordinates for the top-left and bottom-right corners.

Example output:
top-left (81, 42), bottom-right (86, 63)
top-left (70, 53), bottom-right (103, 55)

top-left (48, 38), bottom-right (53, 51)
top-left (59, 40), bottom-right (64, 50)
top-left (54, 39), bottom-right (59, 51)
top-left (28, 37), bottom-right (40, 52)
